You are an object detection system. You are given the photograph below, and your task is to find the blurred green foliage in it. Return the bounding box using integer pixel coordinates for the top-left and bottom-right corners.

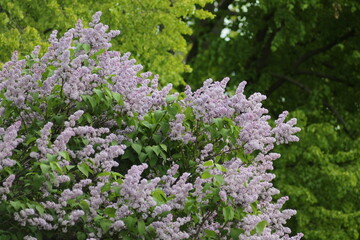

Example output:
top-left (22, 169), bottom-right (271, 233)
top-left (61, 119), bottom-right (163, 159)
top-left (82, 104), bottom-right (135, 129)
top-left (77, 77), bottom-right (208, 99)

top-left (274, 111), bottom-right (360, 239)
top-left (0, 0), bottom-right (214, 86)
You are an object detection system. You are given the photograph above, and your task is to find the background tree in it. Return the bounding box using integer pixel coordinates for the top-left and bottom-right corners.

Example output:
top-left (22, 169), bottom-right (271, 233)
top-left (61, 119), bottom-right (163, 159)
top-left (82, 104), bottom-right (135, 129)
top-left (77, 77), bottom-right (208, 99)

top-left (186, 1), bottom-right (360, 239)
top-left (0, 0), bottom-right (214, 86)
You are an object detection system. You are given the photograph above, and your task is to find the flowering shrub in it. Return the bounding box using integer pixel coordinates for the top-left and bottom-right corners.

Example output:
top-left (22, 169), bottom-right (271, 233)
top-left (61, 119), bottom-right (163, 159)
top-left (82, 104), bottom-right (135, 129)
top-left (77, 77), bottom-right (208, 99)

top-left (0, 12), bottom-right (303, 240)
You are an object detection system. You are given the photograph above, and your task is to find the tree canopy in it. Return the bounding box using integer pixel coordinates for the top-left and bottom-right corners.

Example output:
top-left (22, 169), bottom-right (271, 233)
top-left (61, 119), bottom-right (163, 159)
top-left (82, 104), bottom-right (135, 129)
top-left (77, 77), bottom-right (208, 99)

top-left (0, 0), bottom-right (213, 86)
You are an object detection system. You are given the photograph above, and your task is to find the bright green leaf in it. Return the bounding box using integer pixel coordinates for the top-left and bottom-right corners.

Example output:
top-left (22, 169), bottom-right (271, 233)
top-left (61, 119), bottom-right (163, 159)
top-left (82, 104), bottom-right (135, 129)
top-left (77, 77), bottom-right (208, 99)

top-left (201, 171), bottom-right (212, 179)
top-left (131, 143), bottom-right (142, 155)
top-left (203, 160), bottom-right (214, 167)
top-left (223, 206), bottom-right (235, 221)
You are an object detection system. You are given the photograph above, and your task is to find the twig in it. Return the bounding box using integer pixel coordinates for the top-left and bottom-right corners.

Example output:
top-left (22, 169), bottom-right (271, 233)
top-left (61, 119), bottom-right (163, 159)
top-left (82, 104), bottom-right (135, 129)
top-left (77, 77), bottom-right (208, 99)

top-left (269, 72), bottom-right (354, 139)
top-left (270, 73), bottom-right (311, 93)
top-left (293, 29), bottom-right (355, 69)
top-left (296, 70), bottom-right (355, 87)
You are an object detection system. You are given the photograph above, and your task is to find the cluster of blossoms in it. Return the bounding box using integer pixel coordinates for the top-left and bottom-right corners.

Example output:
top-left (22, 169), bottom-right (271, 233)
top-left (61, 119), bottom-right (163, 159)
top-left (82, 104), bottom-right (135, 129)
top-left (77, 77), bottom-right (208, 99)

top-left (0, 12), bottom-right (303, 240)
top-left (0, 12), bottom-right (173, 121)
top-left (180, 78), bottom-right (300, 154)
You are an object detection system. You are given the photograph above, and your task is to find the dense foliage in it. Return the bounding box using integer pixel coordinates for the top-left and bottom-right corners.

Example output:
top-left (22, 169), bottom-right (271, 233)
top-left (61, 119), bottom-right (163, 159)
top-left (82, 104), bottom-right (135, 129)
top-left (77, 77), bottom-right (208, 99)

top-left (0, 13), bottom-right (303, 239)
top-left (274, 111), bottom-right (360, 240)
top-left (0, 0), bottom-right (214, 86)
top-left (186, 1), bottom-right (360, 239)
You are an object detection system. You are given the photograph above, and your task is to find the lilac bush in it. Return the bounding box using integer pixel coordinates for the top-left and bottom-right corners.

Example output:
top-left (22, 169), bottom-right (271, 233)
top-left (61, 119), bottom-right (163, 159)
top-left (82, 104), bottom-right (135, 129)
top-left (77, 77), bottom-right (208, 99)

top-left (0, 12), bottom-right (303, 239)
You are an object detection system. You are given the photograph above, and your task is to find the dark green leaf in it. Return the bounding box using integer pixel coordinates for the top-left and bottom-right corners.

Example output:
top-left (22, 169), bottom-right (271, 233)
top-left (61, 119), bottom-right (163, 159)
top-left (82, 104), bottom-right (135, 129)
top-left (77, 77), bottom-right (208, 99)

top-left (230, 228), bottom-right (245, 239)
top-left (99, 219), bottom-right (112, 233)
top-left (104, 207), bottom-right (116, 218)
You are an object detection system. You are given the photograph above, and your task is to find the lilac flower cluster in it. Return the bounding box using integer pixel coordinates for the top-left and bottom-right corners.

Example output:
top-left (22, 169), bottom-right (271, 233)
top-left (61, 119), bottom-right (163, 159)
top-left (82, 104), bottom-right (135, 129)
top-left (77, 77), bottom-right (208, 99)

top-left (169, 114), bottom-right (196, 143)
top-left (150, 214), bottom-right (191, 240)
top-left (0, 122), bottom-right (23, 201)
top-left (178, 79), bottom-right (300, 153)
top-left (0, 12), bottom-right (173, 120)
top-left (31, 113), bottom-right (126, 174)
top-left (0, 121), bottom-right (23, 170)
top-left (119, 164), bottom-right (159, 213)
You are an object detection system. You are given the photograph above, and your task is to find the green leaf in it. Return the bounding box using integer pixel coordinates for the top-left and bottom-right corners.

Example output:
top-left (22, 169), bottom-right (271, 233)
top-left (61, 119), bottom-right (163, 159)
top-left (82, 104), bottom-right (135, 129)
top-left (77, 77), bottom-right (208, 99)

top-left (83, 113), bottom-right (93, 124)
top-left (250, 201), bottom-right (260, 215)
top-left (9, 201), bottom-right (22, 211)
top-left (124, 216), bottom-right (137, 231)
top-left (53, 114), bottom-right (65, 124)
top-left (99, 219), bottom-right (112, 233)
top-left (142, 121), bottom-right (153, 129)
top-left (204, 229), bottom-right (217, 238)
top-left (77, 163), bottom-right (93, 177)
top-left (223, 206), bottom-right (235, 221)
top-left (153, 134), bottom-right (162, 144)
top-left (103, 87), bottom-right (113, 99)
top-left (35, 204), bottom-right (45, 215)
top-left (160, 144), bottom-right (167, 152)
top-left (82, 95), bottom-right (97, 111)
top-left (184, 107), bottom-right (194, 120)
top-left (24, 136), bottom-right (37, 146)
top-left (139, 152), bottom-right (147, 162)
top-left (131, 143), bottom-right (142, 155)
top-left (219, 128), bottom-right (230, 138)
top-left (80, 200), bottom-right (90, 211)
top-left (255, 220), bottom-right (267, 235)
top-left (154, 110), bottom-right (166, 122)
top-left (152, 189), bottom-right (167, 204)
top-left (90, 48), bottom-right (106, 60)
top-left (201, 170), bottom-right (212, 179)
top-left (101, 183), bottom-right (111, 192)
top-left (46, 153), bottom-right (57, 162)
top-left (234, 207), bottom-right (246, 220)
top-left (76, 232), bottom-right (87, 240)
top-left (167, 104), bottom-right (179, 117)
top-left (203, 160), bottom-right (214, 167)
top-left (83, 43), bottom-right (91, 53)
top-left (104, 207), bottom-right (116, 218)
top-left (66, 165), bottom-right (75, 171)
top-left (58, 151), bottom-right (70, 161)
top-left (93, 88), bottom-right (104, 99)
top-left (213, 118), bottom-right (224, 129)
top-left (97, 172), bottom-right (111, 177)
top-left (112, 92), bottom-right (124, 105)
top-left (215, 163), bottom-right (227, 172)
top-left (50, 162), bottom-right (62, 173)
top-left (137, 220), bottom-right (146, 235)
top-left (152, 146), bottom-right (161, 156)
top-left (230, 228), bottom-right (245, 239)
top-left (166, 95), bottom-right (178, 103)
top-left (40, 163), bottom-right (51, 174)
top-left (149, 157), bottom-right (157, 167)
top-left (213, 175), bottom-right (224, 186)
top-left (145, 146), bottom-right (154, 155)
